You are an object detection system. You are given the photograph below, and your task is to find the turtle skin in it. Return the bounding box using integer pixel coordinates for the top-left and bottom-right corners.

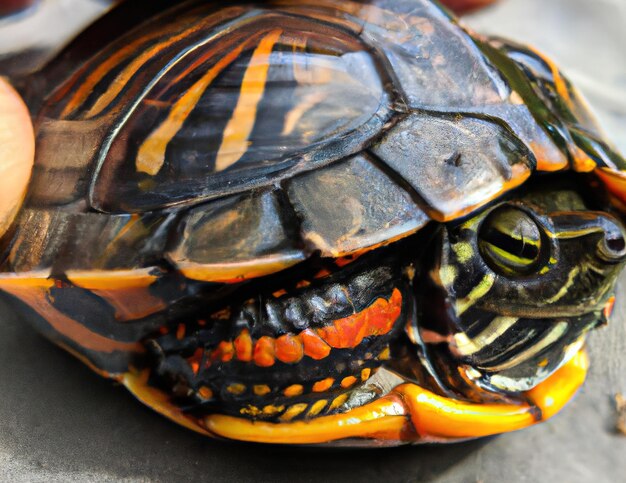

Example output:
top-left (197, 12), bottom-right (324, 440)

top-left (1, 0), bottom-right (626, 445)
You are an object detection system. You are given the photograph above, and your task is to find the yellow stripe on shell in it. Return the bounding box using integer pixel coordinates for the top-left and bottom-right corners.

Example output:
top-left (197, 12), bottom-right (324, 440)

top-left (136, 41), bottom-right (250, 175)
top-left (214, 29), bottom-right (283, 172)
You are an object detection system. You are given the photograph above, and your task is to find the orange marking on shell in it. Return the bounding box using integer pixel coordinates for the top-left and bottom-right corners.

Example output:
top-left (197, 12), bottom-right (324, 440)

top-left (595, 168), bottom-right (626, 209)
top-left (571, 146), bottom-right (597, 172)
top-left (234, 329), bottom-right (253, 362)
top-left (335, 255), bottom-right (360, 268)
top-left (254, 336), bottom-right (276, 367)
top-left (300, 329), bottom-right (331, 360)
top-left (316, 289), bottom-right (402, 349)
top-left (92, 286), bottom-right (168, 321)
top-left (275, 334), bottom-right (304, 363)
top-left (176, 323), bottom-right (186, 341)
top-left (312, 378), bottom-right (334, 393)
top-left (0, 280), bottom-right (144, 355)
top-left (530, 142), bottom-right (570, 172)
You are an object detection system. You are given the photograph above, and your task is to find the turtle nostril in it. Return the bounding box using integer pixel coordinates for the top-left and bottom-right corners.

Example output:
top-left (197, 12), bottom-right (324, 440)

top-left (606, 236), bottom-right (626, 254)
top-left (599, 230), bottom-right (626, 262)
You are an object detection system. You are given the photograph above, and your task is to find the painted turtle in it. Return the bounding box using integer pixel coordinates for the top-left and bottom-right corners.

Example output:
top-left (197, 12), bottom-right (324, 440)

top-left (1, 0), bottom-right (626, 446)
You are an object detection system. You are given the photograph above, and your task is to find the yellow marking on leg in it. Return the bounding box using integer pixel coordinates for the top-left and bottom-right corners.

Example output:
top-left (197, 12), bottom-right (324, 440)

top-left (206, 396), bottom-right (407, 444)
top-left (312, 378), bottom-right (334, 393)
top-left (240, 405), bottom-right (262, 417)
top-left (262, 405), bottom-right (285, 416)
top-left (329, 393), bottom-right (349, 411)
top-left (253, 384), bottom-right (271, 396)
top-left (226, 383), bottom-right (246, 395)
top-left (307, 400), bottom-right (328, 417)
top-left (214, 29), bottom-right (283, 172)
top-left (452, 316), bottom-right (519, 357)
top-left (455, 273), bottom-right (496, 315)
top-left (341, 376), bottom-right (358, 389)
top-left (283, 384), bottom-right (303, 397)
top-left (135, 41), bottom-right (249, 175)
top-left (280, 403), bottom-right (308, 422)
top-left (206, 351), bottom-right (588, 443)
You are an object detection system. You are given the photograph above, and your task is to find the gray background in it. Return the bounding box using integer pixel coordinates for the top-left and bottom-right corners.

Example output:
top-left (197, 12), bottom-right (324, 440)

top-left (1, 0), bottom-right (626, 481)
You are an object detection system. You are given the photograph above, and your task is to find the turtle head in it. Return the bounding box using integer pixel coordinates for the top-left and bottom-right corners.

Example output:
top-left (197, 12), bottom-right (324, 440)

top-left (429, 189), bottom-right (626, 392)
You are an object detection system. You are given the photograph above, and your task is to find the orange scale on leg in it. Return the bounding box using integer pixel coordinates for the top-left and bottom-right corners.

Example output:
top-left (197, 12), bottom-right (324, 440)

top-left (300, 329), bottom-right (331, 360)
top-left (234, 329), bottom-right (253, 362)
top-left (211, 341), bottom-right (235, 362)
top-left (316, 325), bottom-right (342, 348)
top-left (275, 334), bottom-right (304, 363)
top-left (333, 311), bottom-right (367, 349)
top-left (254, 336), bottom-right (276, 367)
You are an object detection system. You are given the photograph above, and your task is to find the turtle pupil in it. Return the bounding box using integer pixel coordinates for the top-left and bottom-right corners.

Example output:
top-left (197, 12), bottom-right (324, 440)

top-left (478, 206), bottom-right (543, 275)
top-left (480, 227), bottom-right (540, 261)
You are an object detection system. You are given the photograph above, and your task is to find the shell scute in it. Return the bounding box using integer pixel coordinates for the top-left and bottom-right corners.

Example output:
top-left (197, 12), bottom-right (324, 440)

top-left (372, 112), bottom-right (535, 221)
top-left (285, 154), bottom-right (429, 258)
top-left (168, 190), bottom-right (305, 283)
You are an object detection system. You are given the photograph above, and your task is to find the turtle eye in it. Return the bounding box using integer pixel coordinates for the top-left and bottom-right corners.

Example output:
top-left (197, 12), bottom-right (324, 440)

top-left (478, 206), bottom-right (543, 276)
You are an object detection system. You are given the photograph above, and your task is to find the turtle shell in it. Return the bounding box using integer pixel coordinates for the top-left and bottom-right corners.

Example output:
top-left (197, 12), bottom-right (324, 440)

top-left (6, 0), bottom-right (570, 280)
top-left (1, 0), bottom-right (625, 443)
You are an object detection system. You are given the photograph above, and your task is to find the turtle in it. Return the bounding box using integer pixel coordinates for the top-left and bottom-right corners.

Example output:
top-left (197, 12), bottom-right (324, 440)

top-left (1, 0), bottom-right (626, 446)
